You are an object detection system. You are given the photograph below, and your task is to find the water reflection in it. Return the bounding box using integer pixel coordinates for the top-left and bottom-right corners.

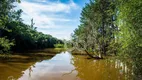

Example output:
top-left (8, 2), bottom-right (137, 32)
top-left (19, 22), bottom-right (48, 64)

top-left (0, 61), bottom-right (36, 80)
top-left (0, 51), bottom-right (133, 80)
top-left (19, 52), bottom-right (77, 80)
top-left (73, 56), bottom-right (133, 80)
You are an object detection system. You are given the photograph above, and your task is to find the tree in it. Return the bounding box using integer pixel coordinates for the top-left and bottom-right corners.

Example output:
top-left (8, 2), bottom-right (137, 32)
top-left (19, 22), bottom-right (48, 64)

top-left (0, 0), bottom-right (63, 53)
top-left (0, 0), bottom-right (20, 53)
top-left (73, 0), bottom-right (142, 79)
top-left (72, 0), bottom-right (117, 58)
top-left (116, 0), bottom-right (142, 79)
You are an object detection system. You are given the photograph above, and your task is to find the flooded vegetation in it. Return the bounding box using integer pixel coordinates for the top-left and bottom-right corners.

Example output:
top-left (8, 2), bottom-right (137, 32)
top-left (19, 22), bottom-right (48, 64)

top-left (0, 49), bottom-right (133, 80)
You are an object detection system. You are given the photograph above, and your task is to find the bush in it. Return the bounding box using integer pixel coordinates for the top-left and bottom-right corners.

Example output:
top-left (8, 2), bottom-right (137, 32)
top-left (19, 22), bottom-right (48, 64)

top-left (54, 44), bottom-right (64, 48)
top-left (0, 37), bottom-right (14, 53)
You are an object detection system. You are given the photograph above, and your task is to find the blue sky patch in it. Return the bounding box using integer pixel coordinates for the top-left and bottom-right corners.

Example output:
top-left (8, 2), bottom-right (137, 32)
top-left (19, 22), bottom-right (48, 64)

top-left (17, 0), bottom-right (89, 40)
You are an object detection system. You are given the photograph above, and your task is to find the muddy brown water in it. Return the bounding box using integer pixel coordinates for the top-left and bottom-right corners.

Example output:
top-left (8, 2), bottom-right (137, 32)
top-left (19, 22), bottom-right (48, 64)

top-left (0, 50), bottom-right (133, 80)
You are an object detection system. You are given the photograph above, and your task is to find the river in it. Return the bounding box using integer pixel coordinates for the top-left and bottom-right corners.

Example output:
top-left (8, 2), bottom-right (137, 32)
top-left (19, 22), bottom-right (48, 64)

top-left (0, 50), bottom-right (133, 80)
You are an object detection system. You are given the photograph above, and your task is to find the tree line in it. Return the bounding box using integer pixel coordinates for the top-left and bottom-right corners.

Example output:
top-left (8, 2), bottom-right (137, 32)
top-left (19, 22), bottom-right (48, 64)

top-left (72, 0), bottom-right (142, 79)
top-left (0, 0), bottom-right (63, 53)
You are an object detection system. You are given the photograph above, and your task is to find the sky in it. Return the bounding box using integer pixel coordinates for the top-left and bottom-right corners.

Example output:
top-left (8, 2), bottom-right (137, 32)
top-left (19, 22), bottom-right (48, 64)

top-left (17, 0), bottom-right (89, 40)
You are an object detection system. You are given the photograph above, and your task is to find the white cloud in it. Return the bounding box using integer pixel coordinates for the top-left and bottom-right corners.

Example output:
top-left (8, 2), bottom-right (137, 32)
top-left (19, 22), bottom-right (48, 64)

top-left (19, 1), bottom-right (78, 13)
top-left (17, 0), bottom-right (79, 39)
top-left (38, 28), bottom-right (72, 40)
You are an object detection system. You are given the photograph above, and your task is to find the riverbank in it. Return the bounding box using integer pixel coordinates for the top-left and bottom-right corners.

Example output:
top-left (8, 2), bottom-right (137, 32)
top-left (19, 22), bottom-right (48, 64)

top-left (0, 48), bottom-right (67, 60)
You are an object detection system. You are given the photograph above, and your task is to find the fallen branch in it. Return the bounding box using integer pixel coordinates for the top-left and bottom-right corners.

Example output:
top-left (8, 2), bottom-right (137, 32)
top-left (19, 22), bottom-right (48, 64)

top-left (78, 43), bottom-right (103, 59)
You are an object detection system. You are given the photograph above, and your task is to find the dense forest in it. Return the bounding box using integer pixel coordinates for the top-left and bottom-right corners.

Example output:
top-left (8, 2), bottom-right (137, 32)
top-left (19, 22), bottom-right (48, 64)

top-left (72, 0), bottom-right (142, 79)
top-left (0, 0), bottom-right (63, 53)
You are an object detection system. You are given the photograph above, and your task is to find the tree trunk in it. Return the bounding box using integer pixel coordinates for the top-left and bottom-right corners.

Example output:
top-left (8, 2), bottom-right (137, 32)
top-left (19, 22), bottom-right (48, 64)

top-left (79, 43), bottom-right (103, 59)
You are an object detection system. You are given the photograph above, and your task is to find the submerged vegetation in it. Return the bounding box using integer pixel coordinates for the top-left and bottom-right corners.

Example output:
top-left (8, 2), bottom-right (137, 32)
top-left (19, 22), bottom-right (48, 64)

top-left (72, 0), bottom-right (142, 79)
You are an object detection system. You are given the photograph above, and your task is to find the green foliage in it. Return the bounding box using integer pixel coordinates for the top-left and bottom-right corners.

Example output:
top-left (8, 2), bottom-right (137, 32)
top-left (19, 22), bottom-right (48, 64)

top-left (72, 0), bottom-right (118, 58)
top-left (116, 0), bottom-right (142, 79)
top-left (73, 0), bottom-right (142, 79)
top-left (0, 37), bottom-right (14, 53)
top-left (54, 44), bottom-right (64, 48)
top-left (0, 0), bottom-right (63, 53)
top-left (107, 40), bottom-right (119, 55)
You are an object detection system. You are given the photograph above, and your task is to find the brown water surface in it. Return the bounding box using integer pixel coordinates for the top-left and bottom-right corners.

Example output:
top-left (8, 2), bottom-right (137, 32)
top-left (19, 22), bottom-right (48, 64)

top-left (0, 50), bottom-right (132, 80)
